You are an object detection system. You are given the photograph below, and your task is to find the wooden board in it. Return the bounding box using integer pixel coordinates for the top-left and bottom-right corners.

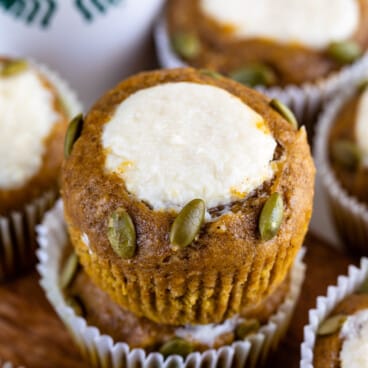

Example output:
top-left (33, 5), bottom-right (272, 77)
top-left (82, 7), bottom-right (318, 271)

top-left (0, 234), bottom-right (358, 368)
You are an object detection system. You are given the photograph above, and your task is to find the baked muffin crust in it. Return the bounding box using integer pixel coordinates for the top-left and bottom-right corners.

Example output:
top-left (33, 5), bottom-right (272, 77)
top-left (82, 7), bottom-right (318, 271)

top-left (62, 68), bottom-right (315, 325)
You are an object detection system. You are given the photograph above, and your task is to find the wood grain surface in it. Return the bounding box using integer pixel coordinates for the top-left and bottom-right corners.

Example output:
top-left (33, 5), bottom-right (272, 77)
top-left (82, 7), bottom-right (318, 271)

top-left (0, 234), bottom-right (358, 368)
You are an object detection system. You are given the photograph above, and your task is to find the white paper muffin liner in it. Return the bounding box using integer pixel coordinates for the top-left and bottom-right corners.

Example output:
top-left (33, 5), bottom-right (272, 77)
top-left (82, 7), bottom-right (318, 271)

top-left (0, 60), bottom-right (82, 282)
top-left (154, 16), bottom-right (368, 129)
top-left (300, 257), bottom-right (368, 368)
top-left (0, 363), bottom-right (24, 368)
top-left (315, 86), bottom-right (368, 255)
top-left (36, 200), bottom-right (306, 368)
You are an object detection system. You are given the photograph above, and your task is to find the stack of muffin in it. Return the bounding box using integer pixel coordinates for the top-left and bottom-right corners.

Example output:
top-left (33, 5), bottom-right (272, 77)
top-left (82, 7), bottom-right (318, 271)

top-left (37, 67), bottom-right (315, 367)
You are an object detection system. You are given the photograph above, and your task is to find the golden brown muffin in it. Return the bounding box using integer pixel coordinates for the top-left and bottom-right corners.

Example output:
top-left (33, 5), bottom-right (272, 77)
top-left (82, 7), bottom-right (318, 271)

top-left (328, 86), bottom-right (368, 205)
top-left (0, 58), bottom-right (69, 215)
top-left (313, 293), bottom-right (368, 368)
top-left (166, 0), bottom-right (368, 87)
top-left (62, 68), bottom-right (315, 325)
top-left (66, 266), bottom-right (290, 351)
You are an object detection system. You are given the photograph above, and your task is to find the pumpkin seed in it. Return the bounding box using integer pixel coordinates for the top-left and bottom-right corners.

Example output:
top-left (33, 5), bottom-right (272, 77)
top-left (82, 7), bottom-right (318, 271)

top-left (317, 314), bottom-right (347, 336)
top-left (60, 252), bottom-right (79, 289)
top-left (259, 193), bottom-right (284, 241)
top-left (235, 319), bottom-right (260, 339)
top-left (358, 276), bottom-right (368, 294)
top-left (327, 41), bottom-right (362, 64)
top-left (270, 99), bottom-right (298, 129)
top-left (200, 69), bottom-right (222, 79)
top-left (331, 140), bottom-right (362, 170)
top-left (65, 296), bottom-right (84, 316)
top-left (229, 63), bottom-right (276, 87)
top-left (1, 59), bottom-right (28, 77)
top-left (64, 114), bottom-right (84, 159)
top-left (159, 338), bottom-right (194, 358)
top-left (107, 208), bottom-right (136, 259)
top-left (171, 32), bottom-right (201, 60)
top-left (357, 79), bottom-right (368, 93)
top-left (170, 199), bottom-right (205, 249)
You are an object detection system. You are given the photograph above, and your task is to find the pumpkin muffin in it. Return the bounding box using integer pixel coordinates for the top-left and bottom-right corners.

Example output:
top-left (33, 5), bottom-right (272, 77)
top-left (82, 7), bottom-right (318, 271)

top-left (61, 67), bottom-right (315, 325)
top-left (164, 0), bottom-right (368, 87)
top-left (301, 258), bottom-right (368, 368)
top-left (63, 252), bottom-right (291, 352)
top-left (0, 57), bottom-right (80, 280)
top-left (37, 200), bottom-right (306, 367)
top-left (315, 81), bottom-right (368, 255)
top-left (313, 292), bottom-right (368, 368)
top-left (328, 85), bottom-right (368, 204)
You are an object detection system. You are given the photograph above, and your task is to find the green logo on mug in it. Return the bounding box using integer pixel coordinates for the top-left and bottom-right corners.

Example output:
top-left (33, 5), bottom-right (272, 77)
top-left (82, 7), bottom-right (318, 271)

top-left (0, 0), bottom-right (122, 27)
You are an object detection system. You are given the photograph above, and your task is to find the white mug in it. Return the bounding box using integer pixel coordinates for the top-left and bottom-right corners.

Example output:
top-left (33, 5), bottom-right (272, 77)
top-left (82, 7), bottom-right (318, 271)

top-left (0, 0), bottom-right (164, 108)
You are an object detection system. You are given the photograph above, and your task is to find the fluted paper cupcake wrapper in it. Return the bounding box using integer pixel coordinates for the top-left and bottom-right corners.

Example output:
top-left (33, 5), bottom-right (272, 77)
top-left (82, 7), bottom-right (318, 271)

top-left (154, 17), bottom-right (368, 130)
top-left (300, 257), bottom-right (368, 368)
top-left (36, 200), bottom-right (306, 368)
top-left (314, 88), bottom-right (368, 255)
top-left (0, 60), bottom-right (82, 282)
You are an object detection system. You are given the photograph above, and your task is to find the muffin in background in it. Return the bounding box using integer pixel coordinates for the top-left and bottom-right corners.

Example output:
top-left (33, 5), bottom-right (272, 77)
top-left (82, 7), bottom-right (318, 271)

top-left (301, 258), bottom-right (368, 368)
top-left (156, 0), bottom-right (368, 126)
top-left (61, 67), bottom-right (315, 326)
top-left (315, 80), bottom-right (368, 255)
top-left (0, 57), bottom-right (81, 281)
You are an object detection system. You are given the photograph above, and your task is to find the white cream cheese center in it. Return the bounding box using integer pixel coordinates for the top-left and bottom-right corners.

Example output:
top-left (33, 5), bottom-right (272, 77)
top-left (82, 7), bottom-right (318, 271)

top-left (340, 309), bottom-right (368, 368)
top-left (0, 67), bottom-right (60, 189)
top-left (356, 88), bottom-right (368, 167)
top-left (200, 0), bottom-right (359, 49)
top-left (102, 82), bottom-right (276, 211)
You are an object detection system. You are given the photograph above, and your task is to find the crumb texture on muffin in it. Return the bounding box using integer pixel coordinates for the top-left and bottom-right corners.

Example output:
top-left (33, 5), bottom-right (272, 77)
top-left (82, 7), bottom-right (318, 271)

top-left (102, 81), bottom-right (276, 210)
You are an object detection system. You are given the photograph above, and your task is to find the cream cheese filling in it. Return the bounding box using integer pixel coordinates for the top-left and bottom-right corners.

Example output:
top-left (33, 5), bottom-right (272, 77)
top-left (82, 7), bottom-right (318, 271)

top-left (102, 82), bottom-right (276, 211)
top-left (175, 315), bottom-right (241, 346)
top-left (0, 66), bottom-right (60, 189)
top-left (356, 87), bottom-right (368, 167)
top-left (200, 0), bottom-right (359, 50)
top-left (340, 309), bottom-right (368, 368)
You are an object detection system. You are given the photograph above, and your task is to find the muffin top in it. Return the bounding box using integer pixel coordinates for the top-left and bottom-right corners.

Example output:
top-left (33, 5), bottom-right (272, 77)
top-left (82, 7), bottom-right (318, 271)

top-left (314, 291), bottom-right (368, 368)
top-left (166, 0), bottom-right (368, 86)
top-left (329, 84), bottom-right (368, 204)
top-left (0, 59), bottom-right (69, 214)
top-left (62, 68), bottom-right (314, 324)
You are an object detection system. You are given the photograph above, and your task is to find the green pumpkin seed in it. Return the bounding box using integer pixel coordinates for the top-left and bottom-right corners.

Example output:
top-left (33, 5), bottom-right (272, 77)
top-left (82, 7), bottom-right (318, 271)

top-left (1, 59), bottom-right (28, 77)
top-left (327, 41), bottom-right (362, 64)
top-left (331, 140), bottom-right (362, 170)
top-left (317, 314), bottom-right (347, 336)
top-left (270, 99), bottom-right (298, 129)
top-left (64, 114), bottom-right (84, 159)
top-left (170, 199), bottom-right (205, 249)
top-left (358, 277), bottom-right (368, 294)
top-left (65, 296), bottom-right (85, 316)
top-left (200, 69), bottom-right (222, 79)
top-left (107, 208), bottom-right (136, 259)
top-left (229, 63), bottom-right (276, 87)
top-left (259, 193), bottom-right (284, 241)
top-left (159, 338), bottom-right (194, 358)
top-left (171, 32), bottom-right (201, 60)
top-left (357, 79), bottom-right (368, 93)
top-left (235, 319), bottom-right (260, 339)
top-left (60, 252), bottom-right (79, 289)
